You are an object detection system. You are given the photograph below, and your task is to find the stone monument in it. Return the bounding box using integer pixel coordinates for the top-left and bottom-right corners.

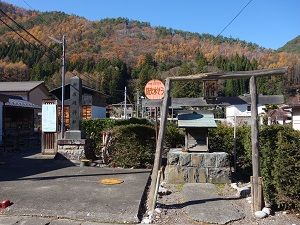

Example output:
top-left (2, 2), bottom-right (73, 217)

top-left (65, 76), bottom-right (82, 139)
top-left (57, 76), bottom-right (86, 162)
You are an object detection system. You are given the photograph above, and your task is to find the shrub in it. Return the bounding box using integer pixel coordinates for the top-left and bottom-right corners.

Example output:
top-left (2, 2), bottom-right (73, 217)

top-left (108, 124), bottom-right (156, 168)
top-left (273, 127), bottom-right (300, 210)
top-left (164, 121), bottom-right (185, 150)
top-left (259, 125), bottom-right (286, 207)
top-left (208, 124), bottom-right (251, 177)
top-left (209, 123), bottom-right (300, 211)
top-left (81, 118), bottom-right (151, 155)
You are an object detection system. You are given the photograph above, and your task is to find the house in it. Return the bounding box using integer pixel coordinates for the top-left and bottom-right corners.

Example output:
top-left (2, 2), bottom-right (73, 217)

top-left (217, 95), bottom-right (285, 126)
top-left (50, 81), bottom-right (107, 129)
top-left (110, 102), bottom-right (133, 119)
top-left (284, 94), bottom-right (300, 130)
top-left (266, 108), bottom-right (291, 125)
top-left (0, 81), bottom-right (50, 106)
top-left (0, 94), bottom-right (41, 150)
top-left (291, 105), bottom-right (300, 130)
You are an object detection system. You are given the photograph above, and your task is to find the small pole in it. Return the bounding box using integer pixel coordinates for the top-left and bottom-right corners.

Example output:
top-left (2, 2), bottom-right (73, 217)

top-left (136, 90), bottom-right (139, 118)
top-left (155, 107), bottom-right (158, 142)
top-left (148, 78), bottom-right (171, 211)
top-left (61, 35), bottom-right (65, 139)
top-left (233, 115), bottom-right (237, 172)
top-left (124, 86), bottom-right (127, 119)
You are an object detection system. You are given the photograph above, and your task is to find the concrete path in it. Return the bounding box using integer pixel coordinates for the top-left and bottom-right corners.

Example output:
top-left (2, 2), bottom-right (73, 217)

top-left (182, 183), bottom-right (245, 224)
top-left (0, 151), bottom-right (150, 224)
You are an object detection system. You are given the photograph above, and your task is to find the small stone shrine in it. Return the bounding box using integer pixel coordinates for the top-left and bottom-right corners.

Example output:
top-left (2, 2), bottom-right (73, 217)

top-left (178, 111), bottom-right (216, 152)
top-left (165, 111), bottom-right (231, 184)
top-left (57, 76), bottom-right (86, 162)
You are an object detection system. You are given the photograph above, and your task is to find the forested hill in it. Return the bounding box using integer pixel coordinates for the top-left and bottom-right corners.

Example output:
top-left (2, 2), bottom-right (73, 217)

top-left (278, 36), bottom-right (300, 54)
top-left (1, 1), bottom-right (300, 103)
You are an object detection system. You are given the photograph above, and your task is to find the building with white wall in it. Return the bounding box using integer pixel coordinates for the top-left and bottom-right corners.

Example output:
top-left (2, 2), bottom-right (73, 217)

top-left (218, 95), bottom-right (284, 126)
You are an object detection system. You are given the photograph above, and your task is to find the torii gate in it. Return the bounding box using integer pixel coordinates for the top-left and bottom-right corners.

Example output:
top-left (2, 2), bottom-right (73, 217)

top-left (148, 67), bottom-right (288, 212)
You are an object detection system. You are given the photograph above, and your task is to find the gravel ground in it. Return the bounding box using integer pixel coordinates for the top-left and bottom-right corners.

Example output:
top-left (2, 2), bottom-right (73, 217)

top-left (153, 183), bottom-right (300, 225)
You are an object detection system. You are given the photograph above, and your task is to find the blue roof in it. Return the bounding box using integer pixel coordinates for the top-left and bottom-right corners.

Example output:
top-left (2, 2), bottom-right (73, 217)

top-left (178, 111), bottom-right (217, 128)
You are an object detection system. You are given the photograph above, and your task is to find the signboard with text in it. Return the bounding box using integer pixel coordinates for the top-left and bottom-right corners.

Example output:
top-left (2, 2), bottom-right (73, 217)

top-left (42, 103), bottom-right (57, 132)
top-left (144, 79), bottom-right (165, 100)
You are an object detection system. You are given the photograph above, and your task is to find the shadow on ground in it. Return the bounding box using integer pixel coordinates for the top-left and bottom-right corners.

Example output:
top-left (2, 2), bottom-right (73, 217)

top-left (0, 147), bottom-right (74, 181)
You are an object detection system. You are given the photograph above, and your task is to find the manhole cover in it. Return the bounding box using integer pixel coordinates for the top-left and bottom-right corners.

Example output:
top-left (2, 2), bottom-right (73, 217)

top-left (100, 178), bottom-right (124, 185)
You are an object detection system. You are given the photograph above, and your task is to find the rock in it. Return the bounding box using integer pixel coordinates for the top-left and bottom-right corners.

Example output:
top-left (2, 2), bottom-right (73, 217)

top-left (158, 187), bottom-right (171, 195)
top-left (282, 211), bottom-right (288, 214)
top-left (148, 214), bottom-right (154, 220)
top-left (262, 207), bottom-right (271, 215)
top-left (160, 181), bottom-right (166, 187)
top-left (155, 208), bottom-right (162, 214)
top-left (254, 211), bottom-right (267, 219)
top-left (141, 218), bottom-right (152, 224)
top-left (231, 183), bottom-right (238, 190)
top-left (246, 197), bottom-right (252, 204)
top-left (147, 210), bottom-right (153, 216)
top-left (236, 186), bottom-right (251, 198)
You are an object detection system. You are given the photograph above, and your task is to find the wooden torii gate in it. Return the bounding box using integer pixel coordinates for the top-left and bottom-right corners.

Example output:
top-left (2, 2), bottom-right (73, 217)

top-left (148, 67), bottom-right (288, 212)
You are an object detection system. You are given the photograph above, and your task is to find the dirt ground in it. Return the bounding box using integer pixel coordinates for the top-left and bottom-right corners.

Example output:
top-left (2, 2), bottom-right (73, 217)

top-left (153, 183), bottom-right (300, 225)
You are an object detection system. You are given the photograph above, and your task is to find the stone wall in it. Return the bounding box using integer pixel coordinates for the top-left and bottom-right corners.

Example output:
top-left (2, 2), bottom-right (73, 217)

top-left (164, 149), bottom-right (231, 184)
top-left (57, 139), bottom-right (86, 163)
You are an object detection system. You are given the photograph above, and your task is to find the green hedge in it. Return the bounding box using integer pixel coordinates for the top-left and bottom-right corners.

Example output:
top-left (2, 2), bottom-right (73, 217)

top-left (81, 118), bottom-right (151, 155)
top-left (209, 124), bottom-right (300, 211)
top-left (260, 126), bottom-right (300, 211)
top-left (108, 124), bottom-right (156, 168)
top-left (208, 124), bottom-right (252, 176)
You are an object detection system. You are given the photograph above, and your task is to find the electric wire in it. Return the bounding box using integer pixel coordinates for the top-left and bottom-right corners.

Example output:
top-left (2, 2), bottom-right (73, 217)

top-left (209, 0), bottom-right (254, 65)
top-left (0, 8), bottom-right (60, 58)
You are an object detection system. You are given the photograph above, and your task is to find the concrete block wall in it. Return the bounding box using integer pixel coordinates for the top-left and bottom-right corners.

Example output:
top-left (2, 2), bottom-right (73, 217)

top-left (164, 149), bottom-right (231, 184)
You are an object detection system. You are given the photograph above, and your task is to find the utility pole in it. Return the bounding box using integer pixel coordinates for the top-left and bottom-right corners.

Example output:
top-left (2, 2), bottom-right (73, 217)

top-left (49, 35), bottom-right (66, 139)
top-left (136, 90), bottom-right (140, 118)
top-left (124, 86), bottom-right (127, 119)
top-left (61, 35), bottom-right (66, 139)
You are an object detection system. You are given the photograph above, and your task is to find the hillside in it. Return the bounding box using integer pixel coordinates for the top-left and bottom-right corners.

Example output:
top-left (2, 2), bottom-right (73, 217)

top-left (0, 1), bottom-right (300, 103)
top-left (278, 35), bottom-right (300, 54)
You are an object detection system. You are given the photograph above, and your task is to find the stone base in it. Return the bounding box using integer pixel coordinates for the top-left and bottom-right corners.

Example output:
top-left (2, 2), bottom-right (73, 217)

top-left (57, 139), bottom-right (86, 163)
top-left (65, 130), bottom-right (82, 140)
top-left (165, 149), bottom-right (231, 184)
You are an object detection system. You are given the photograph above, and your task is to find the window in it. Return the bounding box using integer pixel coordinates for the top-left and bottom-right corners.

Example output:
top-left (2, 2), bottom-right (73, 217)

top-left (247, 105), bottom-right (251, 111)
top-left (82, 106), bottom-right (92, 120)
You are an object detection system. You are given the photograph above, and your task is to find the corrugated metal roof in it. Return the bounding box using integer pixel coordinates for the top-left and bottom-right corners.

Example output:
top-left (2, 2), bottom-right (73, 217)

top-left (0, 81), bottom-right (44, 92)
top-left (178, 111), bottom-right (217, 128)
top-left (5, 98), bottom-right (41, 109)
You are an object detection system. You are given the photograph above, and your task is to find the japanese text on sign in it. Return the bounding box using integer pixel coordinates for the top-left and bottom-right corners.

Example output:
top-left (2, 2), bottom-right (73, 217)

top-left (144, 80), bottom-right (165, 100)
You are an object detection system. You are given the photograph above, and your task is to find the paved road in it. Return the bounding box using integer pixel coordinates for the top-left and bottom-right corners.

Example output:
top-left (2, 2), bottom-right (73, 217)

top-left (0, 151), bottom-right (150, 224)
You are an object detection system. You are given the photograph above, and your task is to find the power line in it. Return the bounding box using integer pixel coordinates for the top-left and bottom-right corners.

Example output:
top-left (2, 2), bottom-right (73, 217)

top-left (0, 17), bottom-right (39, 50)
top-left (0, 8), bottom-right (60, 58)
top-left (22, 0), bottom-right (50, 25)
top-left (216, 0), bottom-right (254, 39)
top-left (209, 0), bottom-right (254, 65)
top-left (0, 16), bottom-right (58, 63)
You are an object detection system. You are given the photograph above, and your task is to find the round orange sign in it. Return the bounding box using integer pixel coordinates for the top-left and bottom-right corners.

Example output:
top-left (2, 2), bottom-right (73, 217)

top-left (144, 80), bottom-right (165, 99)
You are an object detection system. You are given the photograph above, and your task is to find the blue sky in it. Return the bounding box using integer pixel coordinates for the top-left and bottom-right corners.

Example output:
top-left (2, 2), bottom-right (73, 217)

top-left (3, 0), bottom-right (300, 50)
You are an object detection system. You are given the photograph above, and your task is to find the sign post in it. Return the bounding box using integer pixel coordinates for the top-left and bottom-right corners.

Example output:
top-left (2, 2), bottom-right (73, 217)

top-left (145, 79), bottom-right (166, 211)
top-left (41, 100), bottom-right (58, 155)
